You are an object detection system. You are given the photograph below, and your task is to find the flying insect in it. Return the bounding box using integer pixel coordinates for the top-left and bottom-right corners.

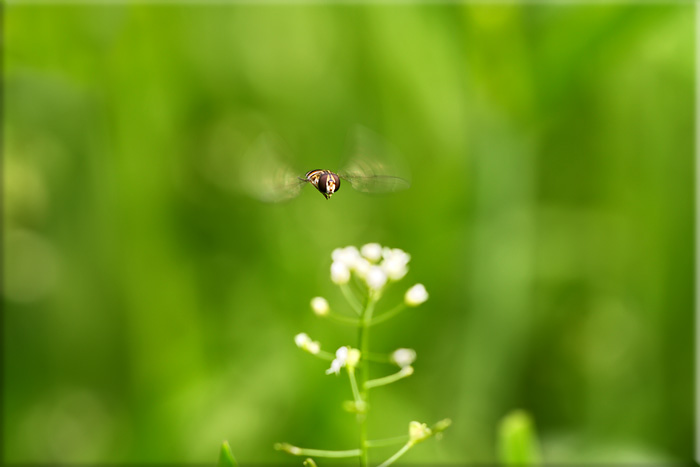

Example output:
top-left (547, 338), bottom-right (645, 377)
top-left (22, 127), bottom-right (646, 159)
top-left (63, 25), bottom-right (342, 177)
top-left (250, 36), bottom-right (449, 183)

top-left (239, 126), bottom-right (410, 202)
top-left (302, 169), bottom-right (342, 200)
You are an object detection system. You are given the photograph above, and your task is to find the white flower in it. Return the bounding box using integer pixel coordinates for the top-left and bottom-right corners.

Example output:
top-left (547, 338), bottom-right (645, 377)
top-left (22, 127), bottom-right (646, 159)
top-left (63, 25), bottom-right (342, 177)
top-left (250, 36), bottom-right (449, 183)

top-left (360, 243), bottom-right (383, 262)
top-left (326, 357), bottom-right (344, 375)
top-left (294, 333), bottom-right (320, 354)
top-left (326, 346), bottom-right (349, 375)
top-left (331, 246), bottom-right (361, 269)
top-left (366, 266), bottom-right (388, 291)
top-left (382, 255), bottom-right (409, 281)
top-left (353, 257), bottom-right (371, 278)
top-left (294, 332), bottom-right (310, 347)
top-left (380, 248), bottom-right (411, 281)
top-left (382, 247), bottom-right (410, 263)
top-left (306, 341), bottom-right (320, 354)
top-left (330, 261), bottom-right (351, 285)
top-left (405, 283), bottom-right (428, 306)
top-left (310, 296), bottom-right (329, 316)
top-left (391, 348), bottom-right (417, 368)
top-left (325, 346), bottom-right (361, 375)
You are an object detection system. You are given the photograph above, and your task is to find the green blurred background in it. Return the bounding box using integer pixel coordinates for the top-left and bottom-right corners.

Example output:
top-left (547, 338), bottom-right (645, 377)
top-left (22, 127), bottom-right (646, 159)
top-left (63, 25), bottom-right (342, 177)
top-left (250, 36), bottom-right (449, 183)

top-left (3, 3), bottom-right (694, 465)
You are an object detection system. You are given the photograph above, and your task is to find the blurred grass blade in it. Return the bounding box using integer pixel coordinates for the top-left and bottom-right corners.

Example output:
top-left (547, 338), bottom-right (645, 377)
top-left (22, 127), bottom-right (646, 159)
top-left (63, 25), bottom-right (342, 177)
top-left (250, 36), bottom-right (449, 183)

top-left (218, 440), bottom-right (238, 466)
top-left (498, 410), bottom-right (542, 465)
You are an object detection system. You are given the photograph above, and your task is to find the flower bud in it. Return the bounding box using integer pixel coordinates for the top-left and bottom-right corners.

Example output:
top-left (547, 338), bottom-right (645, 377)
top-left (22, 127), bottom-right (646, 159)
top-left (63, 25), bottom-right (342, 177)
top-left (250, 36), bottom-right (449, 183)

top-left (330, 261), bottom-right (351, 285)
top-left (360, 243), bottom-right (383, 262)
top-left (294, 333), bottom-right (320, 354)
top-left (310, 296), bottom-right (329, 316)
top-left (332, 246), bottom-right (361, 268)
top-left (405, 283), bottom-right (428, 306)
top-left (391, 348), bottom-right (417, 368)
top-left (346, 348), bottom-right (361, 368)
top-left (366, 266), bottom-right (388, 291)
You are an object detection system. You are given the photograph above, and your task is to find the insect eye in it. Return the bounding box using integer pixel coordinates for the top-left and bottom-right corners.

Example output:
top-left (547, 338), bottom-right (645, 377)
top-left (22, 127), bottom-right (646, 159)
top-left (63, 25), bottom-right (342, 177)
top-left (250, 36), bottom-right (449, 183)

top-left (319, 173), bottom-right (340, 194)
top-left (317, 173), bottom-right (337, 194)
top-left (330, 174), bottom-right (340, 192)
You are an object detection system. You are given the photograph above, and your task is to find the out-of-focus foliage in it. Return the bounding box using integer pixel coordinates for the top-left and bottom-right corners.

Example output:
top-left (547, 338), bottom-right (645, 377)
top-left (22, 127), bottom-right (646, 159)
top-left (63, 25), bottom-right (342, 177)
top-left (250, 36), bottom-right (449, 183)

top-left (3, 3), bottom-right (693, 465)
top-left (218, 440), bottom-right (237, 467)
top-left (498, 410), bottom-right (542, 465)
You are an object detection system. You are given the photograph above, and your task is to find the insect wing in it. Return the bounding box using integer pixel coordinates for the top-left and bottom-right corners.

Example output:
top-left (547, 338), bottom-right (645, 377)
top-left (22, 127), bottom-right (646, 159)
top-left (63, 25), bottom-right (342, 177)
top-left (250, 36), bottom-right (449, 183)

top-left (240, 133), bottom-right (305, 203)
top-left (338, 126), bottom-right (411, 193)
top-left (340, 172), bottom-right (410, 193)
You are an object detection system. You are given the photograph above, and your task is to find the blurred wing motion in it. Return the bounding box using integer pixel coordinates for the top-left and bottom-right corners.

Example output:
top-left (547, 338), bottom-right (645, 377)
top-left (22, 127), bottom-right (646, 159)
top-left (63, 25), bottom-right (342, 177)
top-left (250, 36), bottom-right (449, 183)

top-left (338, 126), bottom-right (411, 193)
top-left (239, 134), bottom-right (305, 203)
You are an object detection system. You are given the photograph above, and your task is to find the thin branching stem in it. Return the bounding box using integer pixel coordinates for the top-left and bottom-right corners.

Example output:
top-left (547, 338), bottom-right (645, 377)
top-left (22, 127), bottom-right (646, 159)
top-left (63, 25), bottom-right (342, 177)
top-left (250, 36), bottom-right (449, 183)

top-left (365, 367), bottom-right (413, 389)
top-left (313, 349), bottom-right (336, 361)
top-left (325, 310), bottom-right (361, 326)
top-left (340, 283), bottom-right (363, 315)
top-left (365, 351), bottom-right (391, 363)
top-left (377, 442), bottom-right (413, 467)
top-left (347, 368), bottom-right (363, 406)
top-left (274, 443), bottom-right (361, 458)
top-left (357, 294), bottom-right (377, 467)
top-left (370, 303), bottom-right (407, 326)
top-left (366, 435), bottom-right (409, 448)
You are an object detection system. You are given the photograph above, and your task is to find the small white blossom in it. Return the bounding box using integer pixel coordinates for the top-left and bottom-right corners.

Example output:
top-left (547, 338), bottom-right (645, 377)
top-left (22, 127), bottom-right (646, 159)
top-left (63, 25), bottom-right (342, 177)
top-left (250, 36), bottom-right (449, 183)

top-left (380, 248), bottom-right (411, 281)
top-left (310, 296), bottom-right (329, 316)
top-left (326, 357), bottom-right (344, 375)
top-left (306, 341), bottom-right (320, 354)
top-left (382, 247), bottom-right (410, 262)
top-left (382, 255), bottom-right (409, 281)
top-left (353, 257), bottom-right (371, 278)
top-left (381, 247), bottom-right (393, 260)
top-left (330, 261), bottom-right (351, 285)
top-left (360, 243), bottom-right (383, 262)
top-left (294, 333), bottom-right (321, 354)
top-left (326, 346), bottom-right (349, 375)
top-left (366, 266), bottom-right (388, 291)
top-left (391, 348), bottom-right (417, 368)
top-left (408, 421), bottom-right (432, 444)
top-left (331, 246), bottom-right (361, 269)
top-left (405, 283), bottom-right (428, 306)
top-left (325, 346), bottom-right (361, 375)
top-left (294, 332), bottom-right (310, 348)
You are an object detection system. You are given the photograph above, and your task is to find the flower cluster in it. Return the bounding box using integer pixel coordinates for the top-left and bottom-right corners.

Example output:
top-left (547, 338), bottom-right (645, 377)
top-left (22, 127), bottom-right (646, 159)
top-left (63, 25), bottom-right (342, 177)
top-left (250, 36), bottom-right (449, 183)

top-left (279, 243), bottom-right (448, 467)
top-left (330, 244), bottom-right (428, 304)
top-left (297, 244), bottom-right (429, 377)
top-left (330, 244), bottom-right (413, 291)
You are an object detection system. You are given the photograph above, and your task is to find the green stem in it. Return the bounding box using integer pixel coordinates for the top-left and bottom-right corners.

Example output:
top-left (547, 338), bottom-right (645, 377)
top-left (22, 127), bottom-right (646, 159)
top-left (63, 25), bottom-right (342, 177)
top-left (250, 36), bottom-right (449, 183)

top-left (340, 283), bottom-right (363, 315)
top-left (357, 294), bottom-right (377, 467)
top-left (377, 442), bottom-right (413, 467)
top-left (365, 351), bottom-right (391, 363)
top-left (369, 303), bottom-right (407, 326)
top-left (313, 349), bottom-right (336, 361)
top-left (364, 366), bottom-right (413, 389)
top-left (274, 443), bottom-right (361, 458)
top-left (325, 310), bottom-right (361, 326)
top-left (368, 419), bottom-right (452, 448)
top-left (365, 435), bottom-right (409, 448)
top-left (347, 368), bottom-right (363, 406)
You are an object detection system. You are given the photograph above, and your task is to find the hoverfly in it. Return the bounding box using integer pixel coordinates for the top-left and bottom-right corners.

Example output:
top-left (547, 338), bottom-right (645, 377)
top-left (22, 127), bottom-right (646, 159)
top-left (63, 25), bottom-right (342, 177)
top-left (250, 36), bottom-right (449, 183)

top-left (239, 126), bottom-right (410, 202)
